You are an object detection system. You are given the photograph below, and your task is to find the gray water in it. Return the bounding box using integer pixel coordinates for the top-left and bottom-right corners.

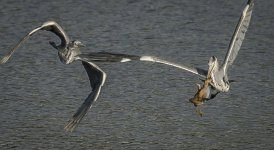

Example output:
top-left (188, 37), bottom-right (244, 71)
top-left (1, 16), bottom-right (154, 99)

top-left (0, 0), bottom-right (273, 149)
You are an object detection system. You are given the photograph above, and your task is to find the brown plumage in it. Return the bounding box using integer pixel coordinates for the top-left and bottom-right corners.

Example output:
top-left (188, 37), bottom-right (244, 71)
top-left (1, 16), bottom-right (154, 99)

top-left (190, 78), bottom-right (212, 106)
top-left (189, 78), bottom-right (212, 116)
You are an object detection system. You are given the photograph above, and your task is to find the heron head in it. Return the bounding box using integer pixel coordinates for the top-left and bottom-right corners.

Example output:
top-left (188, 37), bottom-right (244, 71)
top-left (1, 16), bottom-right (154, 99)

top-left (72, 40), bottom-right (86, 47)
top-left (208, 56), bottom-right (218, 70)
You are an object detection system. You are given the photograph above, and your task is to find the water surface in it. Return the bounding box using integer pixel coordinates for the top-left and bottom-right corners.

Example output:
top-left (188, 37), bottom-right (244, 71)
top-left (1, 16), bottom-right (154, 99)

top-left (0, 0), bottom-right (274, 149)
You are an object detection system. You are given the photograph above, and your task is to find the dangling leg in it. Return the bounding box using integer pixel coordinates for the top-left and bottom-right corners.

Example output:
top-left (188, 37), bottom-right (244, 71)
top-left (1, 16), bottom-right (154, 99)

top-left (195, 105), bottom-right (203, 117)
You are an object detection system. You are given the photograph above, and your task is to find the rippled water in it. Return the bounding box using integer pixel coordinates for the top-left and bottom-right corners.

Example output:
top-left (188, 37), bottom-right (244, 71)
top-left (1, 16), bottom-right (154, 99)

top-left (0, 0), bottom-right (274, 149)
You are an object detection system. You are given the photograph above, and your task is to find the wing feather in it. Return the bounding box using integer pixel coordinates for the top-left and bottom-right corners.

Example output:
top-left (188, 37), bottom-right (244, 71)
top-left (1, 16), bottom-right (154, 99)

top-left (64, 59), bottom-right (106, 132)
top-left (0, 21), bottom-right (69, 64)
top-left (222, 0), bottom-right (254, 71)
top-left (140, 56), bottom-right (207, 77)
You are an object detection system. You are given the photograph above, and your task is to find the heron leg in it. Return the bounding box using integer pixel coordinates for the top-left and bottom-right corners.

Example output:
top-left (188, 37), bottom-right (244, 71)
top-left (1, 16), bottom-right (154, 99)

top-left (195, 105), bottom-right (203, 117)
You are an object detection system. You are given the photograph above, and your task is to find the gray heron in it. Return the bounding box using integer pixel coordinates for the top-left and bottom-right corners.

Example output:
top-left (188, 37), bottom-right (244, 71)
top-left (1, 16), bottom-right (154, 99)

top-left (88, 0), bottom-right (254, 117)
top-left (0, 21), bottom-right (157, 132)
top-left (194, 0), bottom-right (254, 108)
top-left (142, 0), bottom-right (254, 112)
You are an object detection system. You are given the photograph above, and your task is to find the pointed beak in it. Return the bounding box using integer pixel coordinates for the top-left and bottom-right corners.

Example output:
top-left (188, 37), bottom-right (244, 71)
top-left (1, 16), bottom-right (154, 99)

top-left (79, 43), bottom-right (86, 47)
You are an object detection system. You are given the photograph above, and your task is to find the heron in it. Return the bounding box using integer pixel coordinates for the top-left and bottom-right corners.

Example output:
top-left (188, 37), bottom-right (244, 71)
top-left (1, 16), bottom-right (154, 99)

top-left (142, 0), bottom-right (254, 113)
top-left (0, 21), bottom-right (163, 132)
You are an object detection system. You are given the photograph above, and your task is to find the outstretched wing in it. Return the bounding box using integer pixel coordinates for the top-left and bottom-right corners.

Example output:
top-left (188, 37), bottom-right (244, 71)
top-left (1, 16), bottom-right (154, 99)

top-left (78, 52), bottom-right (207, 77)
top-left (140, 56), bottom-right (207, 77)
top-left (222, 0), bottom-right (254, 71)
top-left (39, 21), bottom-right (70, 48)
top-left (78, 51), bottom-right (141, 62)
top-left (64, 59), bottom-right (106, 132)
top-left (0, 21), bottom-right (69, 64)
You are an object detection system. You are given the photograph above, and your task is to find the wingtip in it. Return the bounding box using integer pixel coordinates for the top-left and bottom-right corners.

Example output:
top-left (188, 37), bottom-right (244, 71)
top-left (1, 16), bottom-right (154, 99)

top-left (0, 56), bottom-right (10, 64)
top-left (64, 120), bottom-right (78, 132)
top-left (63, 102), bottom-right (92, 132)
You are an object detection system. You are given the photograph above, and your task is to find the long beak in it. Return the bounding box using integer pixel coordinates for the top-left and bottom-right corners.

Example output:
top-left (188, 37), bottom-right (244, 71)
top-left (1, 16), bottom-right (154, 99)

top-left (79, 43), bottom-right (86, 47)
